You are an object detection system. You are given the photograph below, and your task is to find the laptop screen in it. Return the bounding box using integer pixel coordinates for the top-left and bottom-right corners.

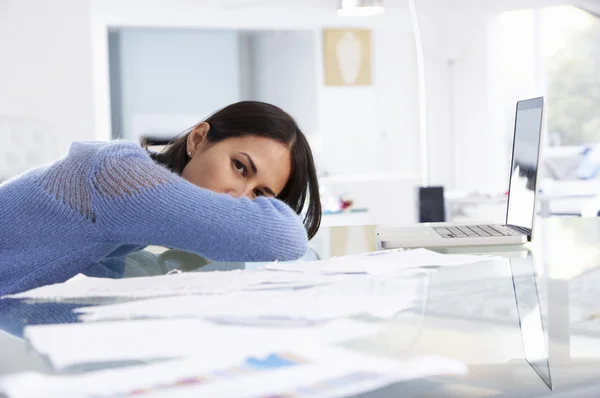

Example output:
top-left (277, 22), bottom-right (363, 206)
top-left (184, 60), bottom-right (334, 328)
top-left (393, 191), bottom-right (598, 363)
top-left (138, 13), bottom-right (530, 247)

top-left (506, 97), bottom-right (544, 230)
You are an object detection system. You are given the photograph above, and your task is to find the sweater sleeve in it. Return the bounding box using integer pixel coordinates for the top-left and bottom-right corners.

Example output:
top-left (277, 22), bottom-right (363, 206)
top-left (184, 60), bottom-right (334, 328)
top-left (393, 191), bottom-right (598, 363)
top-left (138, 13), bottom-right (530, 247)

top-left (88, 142), bottom-right (308, 262)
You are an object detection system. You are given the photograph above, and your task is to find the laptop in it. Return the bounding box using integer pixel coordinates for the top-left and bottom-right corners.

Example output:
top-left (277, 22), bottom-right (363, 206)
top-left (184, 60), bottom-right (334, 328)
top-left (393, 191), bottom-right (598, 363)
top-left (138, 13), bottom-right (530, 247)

top-left (378, 97), bottom-right (544, 249)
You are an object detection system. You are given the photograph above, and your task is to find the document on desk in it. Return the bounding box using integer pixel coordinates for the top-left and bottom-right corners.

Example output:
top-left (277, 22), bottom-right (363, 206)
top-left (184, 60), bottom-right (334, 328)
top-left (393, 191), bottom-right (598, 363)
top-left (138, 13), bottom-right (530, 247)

top-left (24, 318), bottom-right (385, 370)
top-left (74, 277), bottom-right (420, 323)
top-left (266, 248), bottom-right (500, 275)
top-left (0, 345), bottom-right (468, 398)
top-left (3, 269), bottom-right (330, 300)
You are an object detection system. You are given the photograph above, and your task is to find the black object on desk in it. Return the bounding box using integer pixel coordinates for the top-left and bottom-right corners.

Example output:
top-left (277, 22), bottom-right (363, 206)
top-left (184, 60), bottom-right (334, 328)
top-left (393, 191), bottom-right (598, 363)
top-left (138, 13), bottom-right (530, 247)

top-left (418, 186), bottom-right (446, 223)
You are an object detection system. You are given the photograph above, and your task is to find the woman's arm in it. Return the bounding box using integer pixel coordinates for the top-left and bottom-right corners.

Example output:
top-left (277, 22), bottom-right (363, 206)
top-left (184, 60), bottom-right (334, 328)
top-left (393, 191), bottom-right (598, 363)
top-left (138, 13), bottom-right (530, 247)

top-left (88, 142), bottom-right (308, 262)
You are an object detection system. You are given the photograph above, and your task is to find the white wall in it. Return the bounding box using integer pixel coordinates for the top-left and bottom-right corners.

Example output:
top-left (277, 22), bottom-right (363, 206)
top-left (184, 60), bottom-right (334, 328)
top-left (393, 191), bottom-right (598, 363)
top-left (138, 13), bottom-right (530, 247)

top-left (245, 31), bottom-right (318, 135)
top-left (315, 24), bottom-right (420, 178)
top-left (112, 28), bottom-right (241, 142)
top-left (0, 0), bottom-right (94, 162)
top-left (312, 23), bottom-right (423, 224)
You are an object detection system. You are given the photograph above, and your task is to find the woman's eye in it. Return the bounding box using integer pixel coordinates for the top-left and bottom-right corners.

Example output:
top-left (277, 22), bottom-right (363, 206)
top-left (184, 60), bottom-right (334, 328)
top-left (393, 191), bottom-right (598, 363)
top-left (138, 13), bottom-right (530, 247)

top-left (254, 189), bottom-right (264, 197)
top-left (233, 159), bottom-right (247, 176)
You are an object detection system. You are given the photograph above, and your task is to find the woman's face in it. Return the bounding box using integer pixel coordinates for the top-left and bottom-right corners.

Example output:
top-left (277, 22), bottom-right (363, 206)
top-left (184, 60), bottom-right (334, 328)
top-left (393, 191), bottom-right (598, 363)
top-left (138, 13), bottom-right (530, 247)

top-left (181, 122), bottom-right (292, 199)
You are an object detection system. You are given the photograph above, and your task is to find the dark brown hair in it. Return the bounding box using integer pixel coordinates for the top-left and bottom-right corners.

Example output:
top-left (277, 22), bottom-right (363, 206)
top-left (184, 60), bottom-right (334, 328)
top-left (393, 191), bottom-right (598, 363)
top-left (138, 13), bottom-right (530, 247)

top-left (148, 101), bottom-right (321, 240)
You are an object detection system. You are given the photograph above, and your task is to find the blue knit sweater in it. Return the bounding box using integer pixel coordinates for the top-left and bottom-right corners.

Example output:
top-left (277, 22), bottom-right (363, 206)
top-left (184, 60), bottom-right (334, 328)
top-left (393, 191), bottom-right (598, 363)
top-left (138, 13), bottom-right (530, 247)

top-left (0, 141), bottom-right (308, 295)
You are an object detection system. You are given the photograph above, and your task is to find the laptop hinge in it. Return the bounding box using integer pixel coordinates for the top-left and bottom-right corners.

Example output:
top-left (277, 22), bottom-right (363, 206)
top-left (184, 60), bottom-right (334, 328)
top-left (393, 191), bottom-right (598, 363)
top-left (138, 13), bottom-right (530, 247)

top-left (507, 224), bottom-right (532, 236)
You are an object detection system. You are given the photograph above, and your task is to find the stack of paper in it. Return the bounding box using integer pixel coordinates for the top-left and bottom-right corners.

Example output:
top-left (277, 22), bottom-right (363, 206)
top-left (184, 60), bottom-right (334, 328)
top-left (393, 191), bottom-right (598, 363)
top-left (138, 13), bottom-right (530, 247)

top-left (0, 345), bottom-right (468, 398)
top-left (74, 277), bottom-right (420, 324)
top-left (266, 248), bottom-right (500, 274)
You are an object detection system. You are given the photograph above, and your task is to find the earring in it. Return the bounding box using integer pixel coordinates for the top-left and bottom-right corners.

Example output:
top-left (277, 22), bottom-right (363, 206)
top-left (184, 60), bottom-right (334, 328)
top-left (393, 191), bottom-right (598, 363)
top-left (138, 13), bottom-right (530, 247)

top-left (188, 152), bottom-right (192, 157)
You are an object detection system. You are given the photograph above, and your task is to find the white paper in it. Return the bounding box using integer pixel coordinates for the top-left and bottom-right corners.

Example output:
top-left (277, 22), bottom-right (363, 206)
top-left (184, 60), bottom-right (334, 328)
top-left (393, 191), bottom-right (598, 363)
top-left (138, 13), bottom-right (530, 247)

top-left (3, 270), bottom-right (328, 300)
top-left (65, 273), bottom-right (89, 283)
top-left (24, 318), bottom-right (383, 370)
top-left (0, 345), bottom-right (467, 398)
top-left (74, 277), bottom-right (420, 324)
top-left (266, 248), bottom-right (499, 275)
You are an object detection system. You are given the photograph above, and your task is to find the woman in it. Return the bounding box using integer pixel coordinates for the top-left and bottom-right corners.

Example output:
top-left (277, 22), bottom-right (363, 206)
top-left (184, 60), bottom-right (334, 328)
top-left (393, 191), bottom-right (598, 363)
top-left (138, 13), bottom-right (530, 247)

top-left (0, 101), bottom-right (321, 295)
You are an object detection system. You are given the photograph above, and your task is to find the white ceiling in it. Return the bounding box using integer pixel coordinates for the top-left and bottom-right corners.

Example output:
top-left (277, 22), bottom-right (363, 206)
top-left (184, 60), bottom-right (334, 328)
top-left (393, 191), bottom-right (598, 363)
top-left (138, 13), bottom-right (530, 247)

top-left (112, 0), bottom-right (600, 16)
top-left (184, 0), bottom-right (407, 9)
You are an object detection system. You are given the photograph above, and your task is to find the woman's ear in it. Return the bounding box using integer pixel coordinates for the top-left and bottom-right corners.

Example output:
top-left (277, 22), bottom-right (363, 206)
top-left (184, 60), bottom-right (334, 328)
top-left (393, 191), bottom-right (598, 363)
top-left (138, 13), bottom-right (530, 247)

top-left (186, 122), bottom-right (211, 157)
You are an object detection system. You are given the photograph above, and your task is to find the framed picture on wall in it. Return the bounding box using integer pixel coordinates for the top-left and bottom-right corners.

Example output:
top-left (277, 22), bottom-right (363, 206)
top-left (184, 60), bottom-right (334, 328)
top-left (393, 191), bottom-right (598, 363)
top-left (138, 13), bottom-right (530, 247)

top-left (323, 28), bottom-right (372, 86)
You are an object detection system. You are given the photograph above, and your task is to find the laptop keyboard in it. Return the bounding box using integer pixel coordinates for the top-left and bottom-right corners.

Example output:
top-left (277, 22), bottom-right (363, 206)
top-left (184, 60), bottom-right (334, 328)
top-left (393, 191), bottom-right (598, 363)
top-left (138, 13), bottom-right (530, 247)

top-left (434, 225), bottom-right (508, 238)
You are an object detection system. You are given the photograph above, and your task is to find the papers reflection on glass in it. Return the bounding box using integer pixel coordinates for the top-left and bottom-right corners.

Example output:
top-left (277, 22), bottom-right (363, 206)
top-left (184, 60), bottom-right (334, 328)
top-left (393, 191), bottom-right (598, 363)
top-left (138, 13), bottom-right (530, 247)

top-left (0, 345), bottom-right (468, 398)
top-left (23, 318), bottom-right (382, 370)
top-left (510, 258), bottom-right (552, 390)
top-left (266, 249), bottom-right (500, 275)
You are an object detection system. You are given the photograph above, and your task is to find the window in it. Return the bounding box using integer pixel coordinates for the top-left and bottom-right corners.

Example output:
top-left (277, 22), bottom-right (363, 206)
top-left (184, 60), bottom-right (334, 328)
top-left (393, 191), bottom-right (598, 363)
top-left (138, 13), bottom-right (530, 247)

top-left (542, 6), bottom-right (600, 146)
top-left (492, 5), bottom-right (600, 148)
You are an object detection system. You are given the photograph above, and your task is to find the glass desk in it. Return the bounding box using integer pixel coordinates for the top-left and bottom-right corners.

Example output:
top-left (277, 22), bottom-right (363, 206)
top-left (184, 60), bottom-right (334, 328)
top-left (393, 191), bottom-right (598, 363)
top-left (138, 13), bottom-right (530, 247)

top-left (2, 217), bottom-right (600, 397)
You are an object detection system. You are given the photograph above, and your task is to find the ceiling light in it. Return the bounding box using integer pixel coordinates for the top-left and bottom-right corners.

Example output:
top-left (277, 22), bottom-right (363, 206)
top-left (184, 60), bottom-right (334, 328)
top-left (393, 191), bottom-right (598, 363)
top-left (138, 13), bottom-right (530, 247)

top-left (337, 0), bottom-right (385, 17)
